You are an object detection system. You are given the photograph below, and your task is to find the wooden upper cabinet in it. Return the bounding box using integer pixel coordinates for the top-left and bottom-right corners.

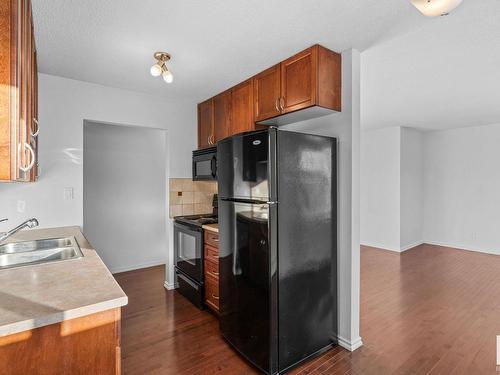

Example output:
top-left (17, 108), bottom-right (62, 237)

top-left (230, 79), bottom-right (254, 135)
top-left (253, 45), bottom-right (341, 124)
top-left (0, 0), bottom-right (38, 182)
top-left (253, 65), bottom-right (281, 122)
top-left (196, 44), bottom-right (341, 140)
top-left (198, 99), bottom-right (214, 149)
top-left (280, 46), bottom-right (317, 114)
top-left (213, 90), bottom-right (231, 143)
top-left (317, 45), bottom-right (341, 111)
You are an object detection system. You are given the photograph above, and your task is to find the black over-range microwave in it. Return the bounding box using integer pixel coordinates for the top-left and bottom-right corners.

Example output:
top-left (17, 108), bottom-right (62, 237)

top-left (192, 146), bottom-right (217, 181)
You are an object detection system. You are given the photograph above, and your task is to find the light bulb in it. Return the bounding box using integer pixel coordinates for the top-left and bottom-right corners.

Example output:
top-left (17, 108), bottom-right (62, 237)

top-left (410, 0), bottom-right (463, 17)
top-left (162, 69), bottom-right (173, 83)
top-left (150, 63), bottom-right (163, 77)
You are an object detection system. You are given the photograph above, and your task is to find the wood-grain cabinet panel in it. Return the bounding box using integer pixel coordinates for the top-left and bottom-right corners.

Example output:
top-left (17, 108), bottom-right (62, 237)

top-left (197, 45), bottom-right (341, 146)
top-left (0, 0), bottom-right (38, 182)
top-left (0, 308), bottom-right (122, 375)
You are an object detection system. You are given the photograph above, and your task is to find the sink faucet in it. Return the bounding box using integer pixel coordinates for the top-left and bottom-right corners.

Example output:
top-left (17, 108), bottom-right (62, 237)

top-left (0, 218), bottom-right (39, 243)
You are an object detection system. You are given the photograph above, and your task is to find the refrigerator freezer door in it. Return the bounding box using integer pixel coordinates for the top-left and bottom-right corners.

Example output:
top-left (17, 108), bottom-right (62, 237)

top-left (218, 199), bottom-right (275, 374)
top-left (217, 130), bottom-right (270, 201)
top-left (277, 130), bottom-right (336, 371)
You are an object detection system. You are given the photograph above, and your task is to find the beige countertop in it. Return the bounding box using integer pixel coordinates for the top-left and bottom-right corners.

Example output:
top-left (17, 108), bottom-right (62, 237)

top-left (202, 223), bottom-right (219, 233)
top-left (0, 226), bottom-right (128, 337)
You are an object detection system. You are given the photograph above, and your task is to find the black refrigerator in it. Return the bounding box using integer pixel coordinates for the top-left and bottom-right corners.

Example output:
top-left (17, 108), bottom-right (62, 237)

top-left (218, 128), bottom-right (337, 374)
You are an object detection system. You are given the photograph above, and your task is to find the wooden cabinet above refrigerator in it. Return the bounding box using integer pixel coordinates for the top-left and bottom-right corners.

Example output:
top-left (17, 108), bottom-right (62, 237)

top-left (197, 44), bottom-right (341, 148)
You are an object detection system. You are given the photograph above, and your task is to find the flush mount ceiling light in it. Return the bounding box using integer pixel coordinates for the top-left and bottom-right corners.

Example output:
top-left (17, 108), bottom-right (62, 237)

top-left (150, 52), bottom-right (173, 83)
top-left (410, 0), bottom-right (463, 17)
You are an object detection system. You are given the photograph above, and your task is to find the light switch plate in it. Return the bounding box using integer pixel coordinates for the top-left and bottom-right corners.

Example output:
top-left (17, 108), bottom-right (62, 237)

top-left (17, 200), bottom-right (26, 213)
top-left (63, 187), bottom-right (74, 200)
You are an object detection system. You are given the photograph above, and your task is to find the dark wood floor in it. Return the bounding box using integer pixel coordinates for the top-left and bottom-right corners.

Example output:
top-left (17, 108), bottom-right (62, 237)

top-left (114, 244), bottom-right (500, 374)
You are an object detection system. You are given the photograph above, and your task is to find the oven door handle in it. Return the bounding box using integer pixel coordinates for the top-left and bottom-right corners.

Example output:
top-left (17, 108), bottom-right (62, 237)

top-left (176, 271), bottom-right (200, 290)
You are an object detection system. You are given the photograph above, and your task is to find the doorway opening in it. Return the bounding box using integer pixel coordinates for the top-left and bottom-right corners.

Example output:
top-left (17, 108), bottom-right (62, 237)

top-left (83, 120), bottom-right (168, 273)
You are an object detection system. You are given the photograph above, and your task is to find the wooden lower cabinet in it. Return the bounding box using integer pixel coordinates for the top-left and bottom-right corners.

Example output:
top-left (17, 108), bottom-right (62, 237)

top-left (0, 308), bottom-right (122, 375)
top-left (204, 231), bottom-right (220, 314)
top-left (205, 273), bottom-right (220, 312)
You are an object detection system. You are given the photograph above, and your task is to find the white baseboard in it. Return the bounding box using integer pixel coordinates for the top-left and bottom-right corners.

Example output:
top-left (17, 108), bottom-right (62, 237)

top-left (361, 241), bottom-right (423, 253)
top-left (110, 259), bottom-right (167, 274)
top-left (337, 335), bottom-right (363, 351)
top-left (164, 281), bottom-right (178, 290)
top-left (400, 241), bottom-right (424, 252)
top-left (424, 240), bottom-right (500, 256)
top-left (361, 241), bottom-right (401, 252)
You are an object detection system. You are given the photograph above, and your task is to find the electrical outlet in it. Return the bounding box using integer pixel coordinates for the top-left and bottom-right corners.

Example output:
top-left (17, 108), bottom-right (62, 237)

top-left (17, 200), bottom-right (26, 213)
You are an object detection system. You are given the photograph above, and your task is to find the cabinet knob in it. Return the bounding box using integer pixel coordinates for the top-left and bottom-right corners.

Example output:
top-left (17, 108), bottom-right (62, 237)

top-left (31, 118), bottom-right (39, 137)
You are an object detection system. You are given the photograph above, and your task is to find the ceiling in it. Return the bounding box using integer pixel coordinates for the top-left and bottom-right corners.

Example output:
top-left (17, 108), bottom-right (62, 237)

top-left (32, 0), bottom-right (425, 102)
top-left (362, 0), bottom-right (500, 131)
top-left (32, 0), bottom-right (500, 131)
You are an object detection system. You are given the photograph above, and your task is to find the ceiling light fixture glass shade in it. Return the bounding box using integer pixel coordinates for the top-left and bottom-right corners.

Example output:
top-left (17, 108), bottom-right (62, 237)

top-left (410, 0), bottom-right (463, 17)
top-left (150, 63), bottom-right (163, 77)
top-left (162, 69), bottom-right (173, 83)
top-left (150, 52), bottom-right (173, 83)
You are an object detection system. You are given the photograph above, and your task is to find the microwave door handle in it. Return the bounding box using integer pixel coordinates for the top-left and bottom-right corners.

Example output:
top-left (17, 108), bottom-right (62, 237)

top-left (211, 155), bottom-right (217, 178)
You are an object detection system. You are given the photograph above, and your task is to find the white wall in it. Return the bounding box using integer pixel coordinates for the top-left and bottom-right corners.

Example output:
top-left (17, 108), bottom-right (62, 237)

top-left (283, 49), bottom-right (362, 351)
top-left (360, 127), bottom-right (401, 250)
top-left (83, 122), bottom-right (168, 273)
top-left (360, 1), bottom-right (500, 131)
top-left (360, 126), bottom-right (424, 252)
top-left (0, 74), bottom-right (196, 230)
top-left (423, 123), bottom-right (500, 254)
top-left (400, 128), bottom-right (423, 250)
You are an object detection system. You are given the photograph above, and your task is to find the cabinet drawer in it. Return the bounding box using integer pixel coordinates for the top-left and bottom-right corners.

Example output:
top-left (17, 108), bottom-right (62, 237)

top-left (205, 274), bottom-right (220, 311)
top-left (204, 244), bottom-right (219, 263)
top-left (204, 258), bottom-right (219, 279)
top-left (204, 231), bottom-right (219, 248)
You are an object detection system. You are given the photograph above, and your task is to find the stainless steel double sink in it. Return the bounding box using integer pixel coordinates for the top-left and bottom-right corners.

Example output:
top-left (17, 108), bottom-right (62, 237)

top-left (0, 237), bottom-right (84, 270)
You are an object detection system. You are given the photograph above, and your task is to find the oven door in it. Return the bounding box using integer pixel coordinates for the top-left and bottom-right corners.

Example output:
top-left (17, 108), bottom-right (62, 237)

top-left (174, 222), bottom-right (203, 282)
top-left (193, 152), bottom-right (217, 181)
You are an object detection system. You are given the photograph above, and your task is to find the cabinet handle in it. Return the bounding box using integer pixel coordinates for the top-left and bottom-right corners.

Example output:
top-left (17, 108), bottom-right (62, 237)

top-left (208, 134), bottom-right (212, 145)
top-left (211, 134), bottom-right (215, 145)
top-left (279, 97), bottom-right (285, 112)
top-left (212, 294), bottom-right (219, 300)
top-left (19, 143), bottom-right (35, 173)
top-left (275, 98), bottom-right (280, 113)
top-left (31, 118), bottom-right (39, 137)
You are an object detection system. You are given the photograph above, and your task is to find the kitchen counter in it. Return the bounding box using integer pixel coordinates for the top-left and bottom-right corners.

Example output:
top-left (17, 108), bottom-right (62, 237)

top-left (202, 223), bottom-right (219, 233)
top-left (0, 226), bottom-right (128, 337)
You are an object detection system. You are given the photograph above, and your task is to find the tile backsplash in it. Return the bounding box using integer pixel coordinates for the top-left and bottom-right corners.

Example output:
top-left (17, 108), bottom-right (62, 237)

top-left (169, 178), bottom-right (217, 218)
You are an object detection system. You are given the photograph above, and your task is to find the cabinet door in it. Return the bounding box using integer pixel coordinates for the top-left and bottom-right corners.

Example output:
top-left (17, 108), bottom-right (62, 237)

top-left (30, 26), bottom-right (38, 181)
top-left (213, 90), bottom-right (231, 143)
top-left (198, 99), bottom-right (213, 149)
top-left (280, 46), bottom-right (317, 114)
top-left (253, 64), bottom-right (281, 122)
top-left (230, 79), bottom-right (254, 135)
